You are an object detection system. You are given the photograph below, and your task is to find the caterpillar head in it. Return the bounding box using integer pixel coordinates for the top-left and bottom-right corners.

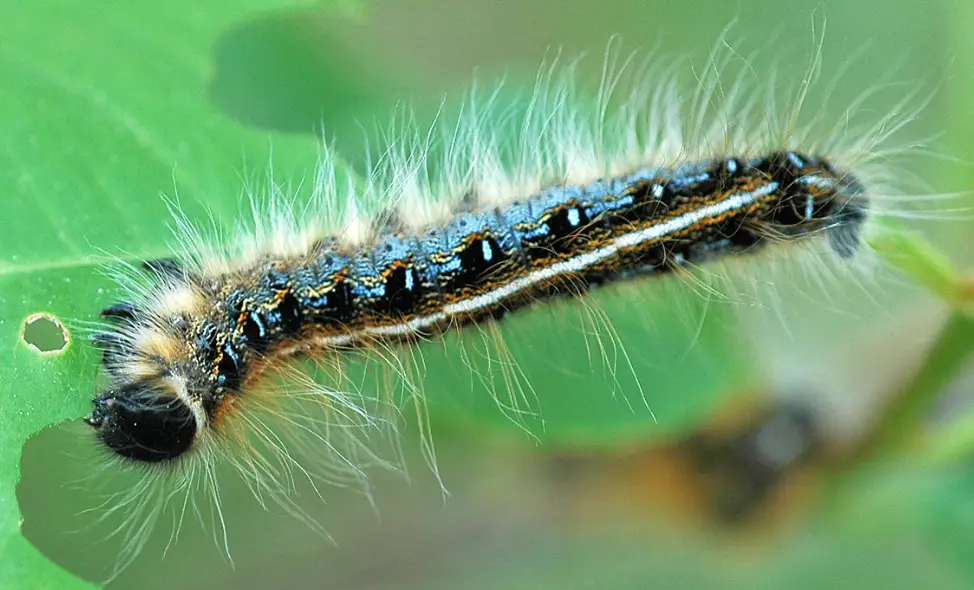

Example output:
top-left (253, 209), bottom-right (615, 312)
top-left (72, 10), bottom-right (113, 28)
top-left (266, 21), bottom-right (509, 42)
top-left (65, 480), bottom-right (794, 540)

top-left (764, 151), bottom-right (869, 258)
top-left (87, 286), bottom-right (203, 463)
top-left (86, 381), bottom-right (198, 463)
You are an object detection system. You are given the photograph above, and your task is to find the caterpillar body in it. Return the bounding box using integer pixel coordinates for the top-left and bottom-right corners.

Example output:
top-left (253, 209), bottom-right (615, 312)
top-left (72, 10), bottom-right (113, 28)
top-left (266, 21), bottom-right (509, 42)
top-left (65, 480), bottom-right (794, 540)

top-left (76, 29), bottom-right (932, 579)
top-left (87, 153), bottom-right (866, 462)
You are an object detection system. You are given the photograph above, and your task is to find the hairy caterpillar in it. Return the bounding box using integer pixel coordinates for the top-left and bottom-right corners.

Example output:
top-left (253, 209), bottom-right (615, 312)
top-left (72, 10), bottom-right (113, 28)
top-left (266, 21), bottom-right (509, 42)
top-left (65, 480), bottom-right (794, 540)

top-left (77, 28), bottom-right (936, 579)
top-left (89, 151), bottom-right (866, 456)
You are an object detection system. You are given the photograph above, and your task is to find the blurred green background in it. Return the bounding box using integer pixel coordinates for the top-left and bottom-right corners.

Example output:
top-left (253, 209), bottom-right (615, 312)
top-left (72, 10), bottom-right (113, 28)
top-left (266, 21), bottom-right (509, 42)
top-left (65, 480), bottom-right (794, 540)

top-left (3, 0), bottom-right (974, 588)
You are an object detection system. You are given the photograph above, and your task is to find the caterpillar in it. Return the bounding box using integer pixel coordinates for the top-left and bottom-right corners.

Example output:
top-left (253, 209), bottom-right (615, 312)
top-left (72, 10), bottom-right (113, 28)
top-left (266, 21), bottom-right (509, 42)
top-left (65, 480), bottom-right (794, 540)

top-left (87, 150), bottom-right (866, 457)
top-left (78, 29), bottom-right (932, 579)
top-left (88, 151), bottom-right (866, 455)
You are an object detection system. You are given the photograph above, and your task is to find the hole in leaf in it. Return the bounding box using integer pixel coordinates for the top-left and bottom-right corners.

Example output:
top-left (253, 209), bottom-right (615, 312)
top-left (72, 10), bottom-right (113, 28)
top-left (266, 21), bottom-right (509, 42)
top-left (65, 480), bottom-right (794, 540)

top-left (22, 313), bottom-right (69, 354)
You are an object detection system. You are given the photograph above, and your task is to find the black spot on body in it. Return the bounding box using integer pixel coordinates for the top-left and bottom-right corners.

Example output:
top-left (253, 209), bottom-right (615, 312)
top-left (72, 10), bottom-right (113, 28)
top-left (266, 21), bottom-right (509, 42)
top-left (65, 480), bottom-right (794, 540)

top-left (602, 181), bottom-right (670, 227)
top-left (303, 280), bottom-right (354, 326)
top-left (268, 290), bottom-right (302, 335)
top-left (299, 251), bottom-right (356, 327)
top-left (242, 307), bottom-right (271, 351)
top-left (720, 158), bottom-right (742, 179)
top-left (382, 264), bottom-right (418, 317)
top-left (544, 206), bottom-right (597, 256)
top-left (259, 266), bottom-right (304, 336)
top-left (453, 234), bottom-right (509, 289)
top-left (215, 340), bottom-right (243, 391)
top-left (754, 152), bottom-right (804, 185)
top-left (681, 170), bottom-right (718, 197)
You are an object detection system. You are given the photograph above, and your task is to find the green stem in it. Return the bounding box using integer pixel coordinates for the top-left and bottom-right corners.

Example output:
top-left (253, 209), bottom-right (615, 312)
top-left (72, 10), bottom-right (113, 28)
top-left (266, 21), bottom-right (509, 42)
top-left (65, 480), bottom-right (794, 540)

top-left (868, 311), bottom-right (974, 455)
top-left (867, 219), bottom-right (970, 312)
top-left (848, 222), bottom-right (974, 459)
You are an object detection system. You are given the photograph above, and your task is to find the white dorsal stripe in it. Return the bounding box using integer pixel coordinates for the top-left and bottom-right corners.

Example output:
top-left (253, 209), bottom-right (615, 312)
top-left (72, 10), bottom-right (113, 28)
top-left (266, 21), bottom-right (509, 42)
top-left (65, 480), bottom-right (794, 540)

top-left (307, 183), bottom-right (776, 349)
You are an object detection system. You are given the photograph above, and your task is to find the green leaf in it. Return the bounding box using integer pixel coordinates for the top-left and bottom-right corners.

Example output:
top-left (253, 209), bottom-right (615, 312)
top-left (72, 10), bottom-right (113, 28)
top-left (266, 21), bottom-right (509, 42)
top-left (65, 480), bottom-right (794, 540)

top-left (6, 0), bottom-right (957, 585)
top-left (867, 220), bottom-right (971, 314)
top-left (0, 0), bottom-right (366, 586)
top-left (829, 460), bottom-right (974, 584)
top-left (418, 282), bottom-right (754, 446)
top-left (0, 0), bottom-right (750, 584)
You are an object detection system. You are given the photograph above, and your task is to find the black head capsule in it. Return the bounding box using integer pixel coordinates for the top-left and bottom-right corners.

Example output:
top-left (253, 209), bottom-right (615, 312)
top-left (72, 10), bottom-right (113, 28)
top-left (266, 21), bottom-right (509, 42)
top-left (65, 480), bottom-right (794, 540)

top-left (825, 176), bottom-right (869, 259)
top-left (86, 383), bottom-right (198, 463)
top-left (792, 167), bottom-right (869, 259)
top-left (760, 152), bottom-right (869, 258)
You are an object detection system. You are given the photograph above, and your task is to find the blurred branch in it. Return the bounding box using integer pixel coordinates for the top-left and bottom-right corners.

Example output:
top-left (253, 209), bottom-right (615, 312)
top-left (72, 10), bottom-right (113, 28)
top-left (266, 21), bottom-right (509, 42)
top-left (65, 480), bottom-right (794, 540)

top-left (868, 311), bottom-right (974, 456)
top-left (846, 224), bottom-right (974, 459)
top-left (868, 219), bottom-right (973, 315)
